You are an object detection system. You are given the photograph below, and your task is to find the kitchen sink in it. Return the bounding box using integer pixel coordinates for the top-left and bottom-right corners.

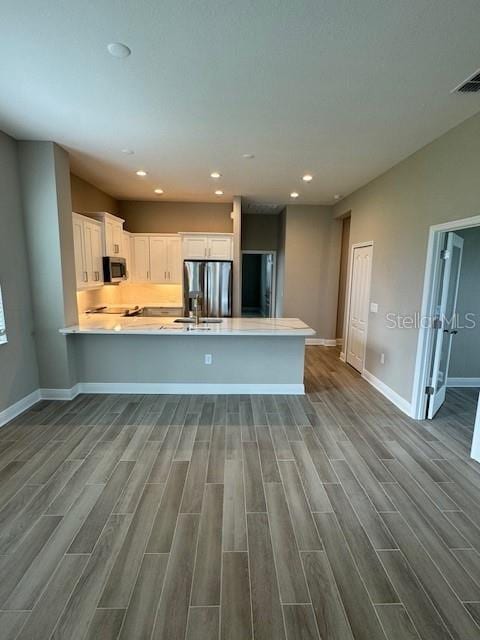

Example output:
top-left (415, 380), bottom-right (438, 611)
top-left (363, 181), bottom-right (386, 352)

top-left (174, 318), bottom-right (223, 324)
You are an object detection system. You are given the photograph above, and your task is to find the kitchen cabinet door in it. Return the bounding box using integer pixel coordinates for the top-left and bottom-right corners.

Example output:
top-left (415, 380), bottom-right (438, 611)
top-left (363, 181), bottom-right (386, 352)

top-left (207, 236), bottom-right (233, 260)
top-left (167, 237), bottom-right (182, 283)
top-left (133, 236), bottom-right (150, 282)
top-left (105, 219), bottom-right (123, 256)
top-left (182, 235), bottom-right (208, 259)
top-left (72, 214), bottom-right (87, 288)
top-left (85, 221), bottom-right (103, 285)
top-left (149, 236), bottom-right (169, 283)
top-left (122, 232), bottom-right (132, 281)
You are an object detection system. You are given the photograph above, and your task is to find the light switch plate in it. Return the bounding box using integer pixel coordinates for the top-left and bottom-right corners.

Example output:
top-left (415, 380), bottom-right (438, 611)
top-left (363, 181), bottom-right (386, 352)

top-left (370, 302), bottom-right (379, 313)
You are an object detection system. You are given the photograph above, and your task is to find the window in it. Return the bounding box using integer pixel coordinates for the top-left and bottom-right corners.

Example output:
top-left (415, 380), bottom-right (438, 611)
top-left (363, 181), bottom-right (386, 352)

top-left (0, 284), bottom-right (6, 345)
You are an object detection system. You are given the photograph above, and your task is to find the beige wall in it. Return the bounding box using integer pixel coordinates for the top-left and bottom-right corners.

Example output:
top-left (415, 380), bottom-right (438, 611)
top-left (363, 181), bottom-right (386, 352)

top-left (283, 205), bottom-right (341, 339)
top-left (334, 110), bottom-right (480, 403)
top-left (241, 214), bottom-right (280, 251)
top-left (119, 200), bottom-right (233, 233)
top-left (71, 173), bottom-right (119, 215)
top-left (448, 226), bottom-right (480, 379)
top-left (0, 132), bottom-right (39, 412)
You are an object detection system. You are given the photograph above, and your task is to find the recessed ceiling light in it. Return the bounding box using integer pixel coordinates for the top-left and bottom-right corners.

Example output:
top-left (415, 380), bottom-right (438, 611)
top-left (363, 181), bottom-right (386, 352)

top-left (107, 42), bottom-right (131, 58)
top-left (210, 171), bottom-right (221, 179)
top-left (154, 188), bottom-right (164, 195)
top-left (290, 192), bottom-right (299, 199)
top-left (302, 174), bottom-right (313, 182)
top-left (333, 194), bottom-right (342, 200)
top-left (136, 170), bottom-right (147, 177)
top-left (121, 148), bottom-right (134, 155)
top-left (215, 190), bottom-right (224, 196)
top-left (242, 153), bottom-right (255, 159)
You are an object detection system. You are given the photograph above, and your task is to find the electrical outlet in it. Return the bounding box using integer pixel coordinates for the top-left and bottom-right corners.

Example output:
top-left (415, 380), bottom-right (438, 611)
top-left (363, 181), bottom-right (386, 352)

top-left (370, 302), bottom-right (379, 313)
top-left (380, 353), bottom-right (385, 364)
top-left (204, 354), bottom-right (212, 365)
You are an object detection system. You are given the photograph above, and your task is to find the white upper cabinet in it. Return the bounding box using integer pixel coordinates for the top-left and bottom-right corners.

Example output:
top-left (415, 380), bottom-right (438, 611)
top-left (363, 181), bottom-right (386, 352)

top-left (90, 212), bottom-right (126, 257)
top-left (122, 231), bottom-right (133, 281)
top-left (132, 235), bottom-right (150, 282)
top-left (72, 213), bottom-right (104, 289)
top-left (181, 234), bottom-right (233, 260)
top-left (133, 235), bottom-right (182, 284)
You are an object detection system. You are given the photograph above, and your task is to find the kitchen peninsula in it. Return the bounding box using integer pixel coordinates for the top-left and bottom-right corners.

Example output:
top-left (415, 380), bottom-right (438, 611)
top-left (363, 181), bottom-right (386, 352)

top-left (61, 316), bottom-right (314, 394)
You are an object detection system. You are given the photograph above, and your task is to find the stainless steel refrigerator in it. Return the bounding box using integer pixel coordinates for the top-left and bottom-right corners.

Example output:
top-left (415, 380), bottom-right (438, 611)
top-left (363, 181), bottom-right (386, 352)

top-left (183, 260), bottom-right (233, 317)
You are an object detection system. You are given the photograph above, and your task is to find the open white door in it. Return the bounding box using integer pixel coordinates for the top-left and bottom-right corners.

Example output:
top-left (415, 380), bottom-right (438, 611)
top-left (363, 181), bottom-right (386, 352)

top-left (427, 232), bottom-right (464, 418)
top-left (346, 244), bottom-right (373, 373)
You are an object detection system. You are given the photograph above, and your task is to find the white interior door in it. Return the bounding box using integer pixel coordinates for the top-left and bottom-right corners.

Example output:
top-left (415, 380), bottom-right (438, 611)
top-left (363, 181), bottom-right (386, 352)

top-left (427, 232), bottom-right (464, 418)
top-left (346, 244), bottom-right (373, 372)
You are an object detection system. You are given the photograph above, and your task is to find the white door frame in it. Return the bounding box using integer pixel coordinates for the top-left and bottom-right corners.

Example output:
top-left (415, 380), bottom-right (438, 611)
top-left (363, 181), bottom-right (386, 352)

top-left (411, 214), bottom-right (480, 462)
top-left (344, 241), bottom-right (374, 373)
top-left (241, 250), bottom-right (277, 318)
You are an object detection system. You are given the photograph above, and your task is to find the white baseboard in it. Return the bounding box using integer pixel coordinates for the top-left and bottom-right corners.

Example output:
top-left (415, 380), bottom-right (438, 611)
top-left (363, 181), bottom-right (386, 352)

top-left (447, 377), bottom-right (480, 388)
top-left (79, 382), bottom-right (304, 395)
top-left (0, 380), bottom-right (305, 427)
top-left (362, 369), bottom-right (414, 417)
top-left (336, 338), bottom-right (343, 346)
top-left (0, 389), bottom-right (41, 428)
top-left (40, 384), bottom-right (81, 401)
top-left (339, 352), bottom-right (346, 362)
top-left (305, 338), bottom-right (338, 346)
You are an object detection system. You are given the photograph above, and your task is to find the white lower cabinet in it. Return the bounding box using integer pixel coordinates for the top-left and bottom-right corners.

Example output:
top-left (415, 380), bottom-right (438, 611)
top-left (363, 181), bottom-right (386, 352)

top-left (72, 213), bottom-right (104, 289)
top-left (182, 234), bottom-right (233, 260)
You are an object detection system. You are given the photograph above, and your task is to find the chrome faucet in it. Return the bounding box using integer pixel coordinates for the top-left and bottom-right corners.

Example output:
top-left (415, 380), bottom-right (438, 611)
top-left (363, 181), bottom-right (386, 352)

top-left (190, 292), bottom-right (203, 325)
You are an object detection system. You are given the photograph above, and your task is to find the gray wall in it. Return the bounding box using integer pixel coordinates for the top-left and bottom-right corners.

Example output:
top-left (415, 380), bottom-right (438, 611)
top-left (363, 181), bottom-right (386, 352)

top-left (283, 205), bottom-right (341, 339)
top-left (19, 142), bottom-right (78, 390)
top-left (241, 214), bottom-right (279, 251)
top-left (0, 132), bottom-right (39, 412)
top-left (71, 173), bottom-right (119, 215)
top-left (73, 334), bottom-right (305, 385)
top-left (119, 200), bottom-right (233, 233)
top-left (334, 110), bottom-right (480, 403)
top-left (449, 226), bottom-right (480, 379)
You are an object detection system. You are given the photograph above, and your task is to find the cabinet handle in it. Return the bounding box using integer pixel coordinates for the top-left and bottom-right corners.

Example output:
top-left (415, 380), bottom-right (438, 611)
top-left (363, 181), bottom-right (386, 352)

top-left (83, 271), bottom-right (88, 282)
top-left (168, 271), bottom-right (171, 280)
top-left (147, 271), bottom-right (150, 280)
top-left (164, 271), bottom-right (167, 280)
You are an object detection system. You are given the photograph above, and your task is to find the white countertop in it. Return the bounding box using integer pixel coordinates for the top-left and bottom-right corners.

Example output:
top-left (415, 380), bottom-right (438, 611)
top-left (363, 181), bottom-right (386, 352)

top-left (60, 315), bottom-right (315, 337)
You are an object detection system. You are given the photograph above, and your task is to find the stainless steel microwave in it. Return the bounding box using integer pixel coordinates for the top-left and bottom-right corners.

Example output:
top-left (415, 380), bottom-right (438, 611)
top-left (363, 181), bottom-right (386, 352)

top-left (103, 256), bottom-right (127, 283)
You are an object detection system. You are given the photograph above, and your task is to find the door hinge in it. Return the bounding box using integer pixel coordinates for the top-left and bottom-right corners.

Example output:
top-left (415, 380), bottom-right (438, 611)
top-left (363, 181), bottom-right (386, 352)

top-left (440, 249), bottom-right (450, 260)
top-left (425, 385), bottom-right (434, 395)
top-left (432, 318), bottom-right (443, 330)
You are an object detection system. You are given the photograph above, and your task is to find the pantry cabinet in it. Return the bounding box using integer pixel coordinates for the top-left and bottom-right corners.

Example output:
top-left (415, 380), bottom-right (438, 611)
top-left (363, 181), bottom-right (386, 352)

top-left (72, 213), bottom-right (104, 289)
top-left (181, 234), bottom-right (233, 260)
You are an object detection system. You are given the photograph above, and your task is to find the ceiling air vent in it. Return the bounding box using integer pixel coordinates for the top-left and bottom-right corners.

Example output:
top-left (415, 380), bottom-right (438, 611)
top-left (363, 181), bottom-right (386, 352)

top-left (452, 69), bottom-right (480, 93)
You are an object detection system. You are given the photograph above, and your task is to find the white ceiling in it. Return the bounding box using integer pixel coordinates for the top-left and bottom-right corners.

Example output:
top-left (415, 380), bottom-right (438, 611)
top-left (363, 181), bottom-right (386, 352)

top-left (1, 0), bottom-right (480, 204)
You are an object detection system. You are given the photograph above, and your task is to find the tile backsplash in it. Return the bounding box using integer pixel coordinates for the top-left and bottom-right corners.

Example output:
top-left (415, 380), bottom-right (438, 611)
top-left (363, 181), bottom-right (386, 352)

top-left (77, 283), bottom-right (183, 313)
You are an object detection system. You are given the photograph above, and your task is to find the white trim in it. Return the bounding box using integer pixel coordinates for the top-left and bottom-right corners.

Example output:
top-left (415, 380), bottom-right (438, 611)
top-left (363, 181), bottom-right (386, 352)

top-left (241, 250), bottom-right (277, 319)
top-left (79, 382), bottom-right (304, 395)
top-left (336, 338), bottom-right (343, 346)
top-left (472, 397), bottom-right (480, 463)
top-left (339, 351), bottom-right (346, 362)
top-left (305, 338), bottom-right (337, 346)
top-left (412, 213), bottom-right (480, 420)
top-left (0, 389), bottom-right (41, 428)
top-left (362, 369), bottom-right (414, 417)
top-left (344, 241), bottom-right (374, 373)
top-left (39, 385), bottom-right (81, 401)
top-left (447, 377), bottom-right (480, 388)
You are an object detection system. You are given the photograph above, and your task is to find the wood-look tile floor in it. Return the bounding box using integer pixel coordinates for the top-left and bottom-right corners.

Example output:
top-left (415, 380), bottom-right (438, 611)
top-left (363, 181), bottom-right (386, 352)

top-left (1, 347), bottom-right (480, 639)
